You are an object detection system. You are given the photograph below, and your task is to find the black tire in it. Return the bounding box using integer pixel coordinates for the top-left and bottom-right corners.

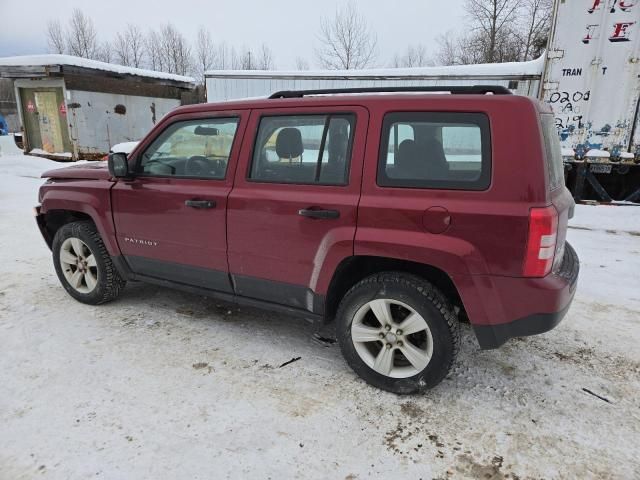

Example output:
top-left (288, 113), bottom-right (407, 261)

top-left (335, 272), bottom-right (459, 394)
top-left (52, 221), bottom-right (126, 305)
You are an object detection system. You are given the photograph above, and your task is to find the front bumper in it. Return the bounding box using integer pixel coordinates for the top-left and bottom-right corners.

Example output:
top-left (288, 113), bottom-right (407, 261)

top-left (472, 242), bottom-right (580, 349)
top-left (34, 206), bottom-right (53, 250)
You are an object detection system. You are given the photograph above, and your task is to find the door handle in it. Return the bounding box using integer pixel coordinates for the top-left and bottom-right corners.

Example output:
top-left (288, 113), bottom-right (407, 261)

top-left (298, 208), bottom-right (340, 219)
top-left (185, 199), bottom-right (216, 209)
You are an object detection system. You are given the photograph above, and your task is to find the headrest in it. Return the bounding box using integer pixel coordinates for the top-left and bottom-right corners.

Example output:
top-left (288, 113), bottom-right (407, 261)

top-left (422, 137), bottom-right (447, 162)
top-left (397, 139), bottom-right (417, 164)
top-left (276, 127), bottom-right (303, 158)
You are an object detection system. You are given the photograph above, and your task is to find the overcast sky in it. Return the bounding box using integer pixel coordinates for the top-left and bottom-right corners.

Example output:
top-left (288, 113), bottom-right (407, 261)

top-left (0, 0), bottom-right (467, 69)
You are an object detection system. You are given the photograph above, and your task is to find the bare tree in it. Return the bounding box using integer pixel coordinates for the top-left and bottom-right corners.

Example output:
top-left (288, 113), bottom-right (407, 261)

top-left (434, 32), bottom-right (460, 65)
top-left (392, 44), bottom-right (432, 68)
top-left (47, 20), bottom-right (66, 54)
top-left (128, 25), bottom-right (146, 68)
top-left (229, 45), bottom-right (274, 70)
top-left (42, 10), bottom-right (285, 77)
top-left (295, 56), bottom-right (310, 70)
top-left (434, 0), bottom-right (543, 65)
top-left (113, 24), bottom-right (146, 67)
top-left (315, 1), bottom-right (377, 69)
top-left (165, 24), bottom-right (192, 75)
top-left (437, 29), bottom-right (517, 66)
top-left (150, 23), bottom-right (192, 75)
top-left (195, 26), bottom-right (216, 81)
top-left (496, 28), bottom-right (524, 62)
top-left (464, 0), bottom-right (522, 63)
top-left (94, 41), bottom-right (112, 63)
top-left (519, 0), bottom-right (552, 60)
top-left (256, 44), bottom-right (274, 70)
top-left (214, 43), bottom-right (232, 70)
top-left (67, 8), bottom-right (98, 58)
top-left (113, 32), bottom-right (131, 66)
top-left (146, 30), bottom-right (163, 71)
top-left (46, 10), bottom-right (118, 64)
top-left (231, 46), bottom-right (249, 70)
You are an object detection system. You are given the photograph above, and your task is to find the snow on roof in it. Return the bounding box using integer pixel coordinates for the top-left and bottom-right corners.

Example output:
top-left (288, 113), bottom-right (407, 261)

top-left (206, 55), bottom-right (545, 79)
top-left (0, 54), bottom-right (195, 83)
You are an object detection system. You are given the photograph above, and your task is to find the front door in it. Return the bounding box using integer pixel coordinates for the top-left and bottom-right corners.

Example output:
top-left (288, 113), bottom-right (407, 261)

top-left (227, 106), bottom-right (368, 312)
top-left (112, 112), bottom-right (247, 292)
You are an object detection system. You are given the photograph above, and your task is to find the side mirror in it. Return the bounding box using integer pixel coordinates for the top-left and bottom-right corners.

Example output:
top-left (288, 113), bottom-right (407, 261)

top-left (108, 152), bottom-right (130, 178)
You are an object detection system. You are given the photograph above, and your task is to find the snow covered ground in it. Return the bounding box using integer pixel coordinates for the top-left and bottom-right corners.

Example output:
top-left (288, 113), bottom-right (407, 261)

top-left (1, 145), bottom-right (639, 479)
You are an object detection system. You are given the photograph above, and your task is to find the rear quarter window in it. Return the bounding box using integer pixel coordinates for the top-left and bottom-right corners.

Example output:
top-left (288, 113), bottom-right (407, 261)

top-left (377, 112), bottom-right (491, 190)
top-left (540, 114), bottom-right (565, 191)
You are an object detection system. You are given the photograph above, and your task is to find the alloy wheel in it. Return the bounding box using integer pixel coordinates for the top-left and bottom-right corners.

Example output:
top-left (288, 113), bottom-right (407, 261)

top-left (351, 298), bottom-right (434, 379)
top-left (59, 237), bottom-right (98, 294)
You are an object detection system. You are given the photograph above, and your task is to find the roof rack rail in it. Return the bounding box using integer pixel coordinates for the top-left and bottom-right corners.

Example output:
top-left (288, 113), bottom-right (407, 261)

top-left (269, 85), bottom-right (512, 99)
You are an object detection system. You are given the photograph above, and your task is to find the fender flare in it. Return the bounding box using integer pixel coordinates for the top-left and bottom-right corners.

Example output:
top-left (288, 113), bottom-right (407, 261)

top-left (40, 188), bottom-right (119, 256)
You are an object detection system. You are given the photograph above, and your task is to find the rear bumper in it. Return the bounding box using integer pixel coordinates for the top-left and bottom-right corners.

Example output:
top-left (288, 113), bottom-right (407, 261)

top-left (469, 242), bottom-right (580, 349)
top-left (472, 300), bottom-right (572, 349)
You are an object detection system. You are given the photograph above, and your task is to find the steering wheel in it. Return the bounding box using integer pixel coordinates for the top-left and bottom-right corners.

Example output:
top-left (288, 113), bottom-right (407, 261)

top-left (185, 156), bottom-right (210, 177)
top-left (210, 158), bottom-right (226, 176)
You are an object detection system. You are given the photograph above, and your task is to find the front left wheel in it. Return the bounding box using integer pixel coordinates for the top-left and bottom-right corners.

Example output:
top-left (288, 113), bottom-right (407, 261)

top-left (52, 221), bottom-right (126, 305)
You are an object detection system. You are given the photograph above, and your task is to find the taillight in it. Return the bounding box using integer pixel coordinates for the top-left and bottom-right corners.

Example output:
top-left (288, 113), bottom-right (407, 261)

top-left (523, 206), bottom-right (558, 277)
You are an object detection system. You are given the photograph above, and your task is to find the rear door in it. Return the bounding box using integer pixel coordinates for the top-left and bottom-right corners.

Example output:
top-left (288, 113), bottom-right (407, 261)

top-left (111, 111), bottom-right (247, 292)
top-left (227, 106), bottom-right (368, 312)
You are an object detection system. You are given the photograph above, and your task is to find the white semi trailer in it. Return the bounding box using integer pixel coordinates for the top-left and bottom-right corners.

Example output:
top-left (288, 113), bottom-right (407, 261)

top-left (205, 0), bottom-right (640, 201)
top-left (542, 0), bottom-right (640, 202)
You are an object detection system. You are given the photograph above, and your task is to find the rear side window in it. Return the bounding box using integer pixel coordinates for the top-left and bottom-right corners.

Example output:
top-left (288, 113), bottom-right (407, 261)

top-left (250, 114), bottom-right (355, 185)
top-left (378, 112), bottom-right (491, 190)
top-left (540, 114), bottom-right (564, 191)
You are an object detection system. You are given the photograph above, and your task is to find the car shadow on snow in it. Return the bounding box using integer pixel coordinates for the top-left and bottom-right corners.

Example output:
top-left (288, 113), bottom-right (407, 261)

top-left (109, 280), bottom-right (639, 415)
top-left (109, 281), bottom-right (609, 398)
top-left (111, 281), bottom-right (334, 354)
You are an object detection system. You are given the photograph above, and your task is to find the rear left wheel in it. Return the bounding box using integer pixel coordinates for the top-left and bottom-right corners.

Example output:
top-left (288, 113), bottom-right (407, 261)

top-left (335, 272), bottom-right (459, 394)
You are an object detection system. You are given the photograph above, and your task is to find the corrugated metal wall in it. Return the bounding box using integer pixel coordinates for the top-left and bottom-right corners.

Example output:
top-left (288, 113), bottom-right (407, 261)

top-left (206, 76), bottom-right (540, 102)
top-left (67, 90), bottom-right (179, 156)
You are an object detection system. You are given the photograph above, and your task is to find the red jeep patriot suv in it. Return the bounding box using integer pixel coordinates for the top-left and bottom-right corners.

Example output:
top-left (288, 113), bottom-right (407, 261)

top-left (35, 86), bottom-right (579, 393)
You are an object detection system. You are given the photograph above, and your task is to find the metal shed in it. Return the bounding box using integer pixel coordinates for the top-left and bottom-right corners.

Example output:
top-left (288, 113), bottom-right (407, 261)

top-left (205, 57), bottom-right (545, 102)
top-left (0, 54), bottom-right (195, 160)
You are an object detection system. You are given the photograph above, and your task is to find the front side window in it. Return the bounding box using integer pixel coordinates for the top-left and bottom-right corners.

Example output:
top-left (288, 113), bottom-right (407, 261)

top-left (378, 112), bottom-right (491, 190)
top-left (138, 117), bottom-right (239, 179)
top-left (250, 114), bottom-right (355, 185)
